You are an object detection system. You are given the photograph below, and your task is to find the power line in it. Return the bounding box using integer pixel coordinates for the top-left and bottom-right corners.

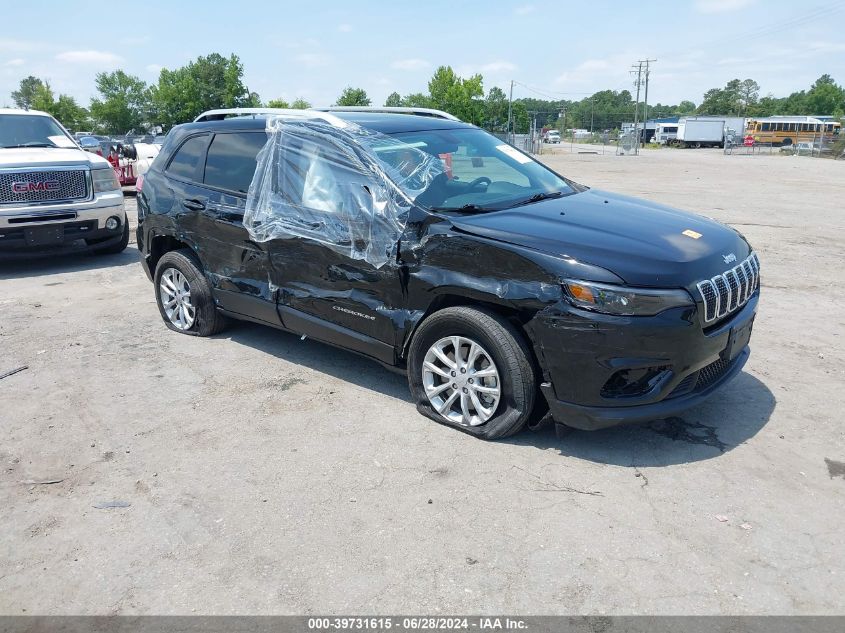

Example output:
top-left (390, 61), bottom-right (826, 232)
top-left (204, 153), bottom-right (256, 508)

top-left (511, 81), bottom-right (595, 99)
top-left (658, 0), bottom-right (844, 59)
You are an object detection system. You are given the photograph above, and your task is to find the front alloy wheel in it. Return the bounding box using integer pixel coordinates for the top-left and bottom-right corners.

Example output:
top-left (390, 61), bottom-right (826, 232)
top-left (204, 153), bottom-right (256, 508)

top-left (422, 336), bottom-right (501, 426)
top-left (158, 267), bottom-right (196, 330)
top-left (407, 306), bottom-right (537, 440)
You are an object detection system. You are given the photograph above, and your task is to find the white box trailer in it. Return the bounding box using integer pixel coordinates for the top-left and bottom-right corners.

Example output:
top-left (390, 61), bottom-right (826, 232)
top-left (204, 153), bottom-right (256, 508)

top-left (653, 122), bottom-right (679, 144)
top-left (675, 118), bottom-right (726, 148)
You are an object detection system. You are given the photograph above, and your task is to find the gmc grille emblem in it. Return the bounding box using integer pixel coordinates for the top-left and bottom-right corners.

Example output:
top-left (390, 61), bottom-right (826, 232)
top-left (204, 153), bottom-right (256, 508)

top-left (12, 180), bottom-right (61, 193)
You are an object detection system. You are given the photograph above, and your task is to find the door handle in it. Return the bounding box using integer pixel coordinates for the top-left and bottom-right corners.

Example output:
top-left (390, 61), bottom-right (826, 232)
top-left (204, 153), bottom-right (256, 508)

top-left (182, 198), bottom-right (206, 211)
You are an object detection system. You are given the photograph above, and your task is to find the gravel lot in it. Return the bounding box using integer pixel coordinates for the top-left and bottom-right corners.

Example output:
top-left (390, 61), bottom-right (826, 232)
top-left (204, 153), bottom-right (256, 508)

top-left (1, 148), bottom-right (843, 615)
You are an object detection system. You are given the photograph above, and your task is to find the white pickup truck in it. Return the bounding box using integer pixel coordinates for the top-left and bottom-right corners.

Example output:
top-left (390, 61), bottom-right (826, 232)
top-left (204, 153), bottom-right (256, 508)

top-left (0, 108), bottom-right (127, 258)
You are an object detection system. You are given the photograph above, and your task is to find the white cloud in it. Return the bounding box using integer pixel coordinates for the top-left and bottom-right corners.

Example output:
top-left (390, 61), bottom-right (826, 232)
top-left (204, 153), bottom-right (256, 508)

top-left (145, 63), bottom-right (163, 74)
top-left (0, 38), bottom-right (42, 52)
top-left (55, 50), bottom-right (123, 65)
top-left (577, 59), bottom-right (611, 71)
top-left (479, 61), bottom-right (517, 73)
top-left (514, 4), bottom-right (535, 15)
top-left (390, 58), bottom-right (431, 71)
top-left (337, 23), bottom-right (353, 32)
top-left (695, 0), bottom-right (755, 14)
top-left (3, 58), bottom-right (25, 67)
top-left (294, 52), bottom-right (331, 68)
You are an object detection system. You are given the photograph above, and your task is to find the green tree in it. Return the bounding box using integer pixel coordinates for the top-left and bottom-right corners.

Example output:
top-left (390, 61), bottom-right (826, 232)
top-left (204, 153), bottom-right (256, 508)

top-left (511, 101), bottom-right (530, 134)
top-left (30, 82), bottom-right (55, 113)
top-left (335, 87), bottom-right (371, 106)
top-left (89, 70), bottom-right (148, 134)
top-left (266, 98), bottom-right (290, 108)
top-left (427, 66), bottom-right (484, 124)
top-left (18, 80), bottom-right (88, 130)
top-left (483, 86), bottom-right (508, 131)
top-left (150, 53), bottom-right (260, 129)
top-left (11, 76), bottom-right (44, 109)
top-left (805, 75), bottom-right (844, 115)
top-left (400, 93), bottom-right (433, 108)
top-left (51, 95), bottom-right (90, 131)
top-left (291, 97), bottom-right (311, 109)
top-left (677, 100), bottom-right (696, 115)
top-left (384, 92), bottom-right (402, 107)
top-left (738, 79), bottom-right (760, 116)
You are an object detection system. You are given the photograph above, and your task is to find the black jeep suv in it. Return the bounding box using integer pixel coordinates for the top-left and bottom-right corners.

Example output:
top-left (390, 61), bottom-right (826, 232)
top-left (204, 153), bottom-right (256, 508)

top-left (137, 108), bottom-right (759, 439)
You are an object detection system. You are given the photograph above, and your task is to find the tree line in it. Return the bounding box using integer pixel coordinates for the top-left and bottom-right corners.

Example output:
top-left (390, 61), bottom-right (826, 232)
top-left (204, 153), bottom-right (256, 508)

top-left (7, 51), bottom-right (844, 135)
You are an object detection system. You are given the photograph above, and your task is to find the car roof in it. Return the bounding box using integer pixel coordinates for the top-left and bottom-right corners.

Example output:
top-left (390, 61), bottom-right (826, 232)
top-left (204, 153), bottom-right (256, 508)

top-left (0, 108), bottom-right (52, 117)
top-left (172, 112), bottom-right (474, 137)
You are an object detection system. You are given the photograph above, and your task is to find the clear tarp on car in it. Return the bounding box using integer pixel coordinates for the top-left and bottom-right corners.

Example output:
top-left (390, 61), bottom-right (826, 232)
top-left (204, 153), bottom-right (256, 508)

top-left (244, 116), bottom-right (444, 268)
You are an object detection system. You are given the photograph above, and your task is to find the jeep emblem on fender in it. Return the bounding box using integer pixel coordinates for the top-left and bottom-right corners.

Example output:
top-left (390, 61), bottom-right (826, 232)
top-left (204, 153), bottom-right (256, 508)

top-left (723, 253), bottom-right (737, 264)
top-left (11, 180), bottom-right (61, 193)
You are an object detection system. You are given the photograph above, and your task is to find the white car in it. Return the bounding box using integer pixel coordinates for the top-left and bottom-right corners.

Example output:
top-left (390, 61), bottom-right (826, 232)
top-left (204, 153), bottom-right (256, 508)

top-left (543, 130), bottom-right (561, 143)
top-left (0, 108), bottom-right (127, 258)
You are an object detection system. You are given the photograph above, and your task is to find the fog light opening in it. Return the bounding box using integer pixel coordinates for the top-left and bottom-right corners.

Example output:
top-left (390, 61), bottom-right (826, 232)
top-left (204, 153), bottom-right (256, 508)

top-left (105, 216), bottom-right (120, 230)
top-left (601, 366), bottom-right (671, 399)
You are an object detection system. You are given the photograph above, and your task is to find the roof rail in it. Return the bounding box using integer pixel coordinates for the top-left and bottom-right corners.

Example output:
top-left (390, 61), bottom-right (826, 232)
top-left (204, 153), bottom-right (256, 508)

top-left (320, 106), bottom-right (460, 121)
top-left (193, 107), bottom-right (349, 128)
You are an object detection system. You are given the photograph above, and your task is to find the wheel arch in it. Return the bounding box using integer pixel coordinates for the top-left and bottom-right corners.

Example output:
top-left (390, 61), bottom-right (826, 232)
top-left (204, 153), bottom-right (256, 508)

top-left (400, 292), bottom-right (538, 364)
top-left (147, 232), bottom-right (201, 276)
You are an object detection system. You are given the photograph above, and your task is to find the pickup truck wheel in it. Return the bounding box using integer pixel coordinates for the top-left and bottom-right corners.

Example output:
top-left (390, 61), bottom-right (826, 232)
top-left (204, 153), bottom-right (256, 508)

top-left (154, 249), bottom-right (226, 337)
top-left (89, 214), bottom-right (129, 255)
top-left (408, 306), bottom-right (536, 440)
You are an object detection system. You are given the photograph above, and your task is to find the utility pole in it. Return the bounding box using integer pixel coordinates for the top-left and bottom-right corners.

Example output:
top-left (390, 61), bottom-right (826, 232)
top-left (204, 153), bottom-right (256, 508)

top-left (506, 80), bottom-right (514, 143)
top-left (631, 61), bottom-right (643, 155)
top-left (640, 59), bottom-right (656, 148)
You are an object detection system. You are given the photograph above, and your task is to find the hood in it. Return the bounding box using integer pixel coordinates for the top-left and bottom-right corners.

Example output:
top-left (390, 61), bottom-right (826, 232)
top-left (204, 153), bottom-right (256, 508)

top-left (449, 189), bottom-right (750, 287)
top-left (0, 147), bottom-right (108, 169)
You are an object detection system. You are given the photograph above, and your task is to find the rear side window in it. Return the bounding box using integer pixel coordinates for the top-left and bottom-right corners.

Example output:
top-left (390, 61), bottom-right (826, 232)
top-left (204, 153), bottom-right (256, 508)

top-left (204, 132), bottom-right (267, 194)
top-left (166, 135), bottom-right (208, 181)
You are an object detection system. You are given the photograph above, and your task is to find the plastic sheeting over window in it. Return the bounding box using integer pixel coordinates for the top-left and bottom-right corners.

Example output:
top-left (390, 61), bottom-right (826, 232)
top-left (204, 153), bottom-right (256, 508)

top-left (244, 117), bottom-right (445, 268)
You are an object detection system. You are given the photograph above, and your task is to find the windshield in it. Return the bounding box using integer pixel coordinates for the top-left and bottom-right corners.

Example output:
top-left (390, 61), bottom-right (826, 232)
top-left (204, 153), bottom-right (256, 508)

top-left (376, 128), bottom-right (580, 212)
top-left (0, 114), bottom-right (76, 149)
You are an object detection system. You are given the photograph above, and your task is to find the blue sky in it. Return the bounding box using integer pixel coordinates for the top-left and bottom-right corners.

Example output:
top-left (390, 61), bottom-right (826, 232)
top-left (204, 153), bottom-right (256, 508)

top-left (1, 0), bottom-right (843, 109)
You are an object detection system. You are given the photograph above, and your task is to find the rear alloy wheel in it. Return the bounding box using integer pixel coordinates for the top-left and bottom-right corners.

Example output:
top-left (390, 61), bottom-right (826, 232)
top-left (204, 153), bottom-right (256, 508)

top-left (159, 267), bottom-right (196, 331)
top-left (153, 249), bottom-right (227, 336)
top-left (408, 306), bottom-right (537, 440)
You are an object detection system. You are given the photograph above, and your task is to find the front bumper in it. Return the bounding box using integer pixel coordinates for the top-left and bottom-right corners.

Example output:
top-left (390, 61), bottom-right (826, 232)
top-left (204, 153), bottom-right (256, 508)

top-left (0, 190), bottom-right (124, 257)
top-left (531, 294), bottom-right (758, 430)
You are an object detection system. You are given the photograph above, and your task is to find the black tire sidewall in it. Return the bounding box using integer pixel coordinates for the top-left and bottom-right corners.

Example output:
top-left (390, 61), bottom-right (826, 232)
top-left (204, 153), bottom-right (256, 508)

top-left (408, 308), bottom-right (535, 440)
top-left (153, 250), bottom-right (218, 337)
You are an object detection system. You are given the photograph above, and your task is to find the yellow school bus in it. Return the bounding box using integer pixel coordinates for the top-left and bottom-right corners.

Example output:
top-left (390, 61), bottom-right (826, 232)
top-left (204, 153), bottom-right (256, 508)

top-left (746, 116), bottom-right (841, 146)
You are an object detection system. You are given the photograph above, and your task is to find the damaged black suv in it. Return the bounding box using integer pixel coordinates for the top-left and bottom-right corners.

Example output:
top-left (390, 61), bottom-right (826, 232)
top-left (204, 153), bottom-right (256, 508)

top-left (137, 107), bottom-right (759, 439)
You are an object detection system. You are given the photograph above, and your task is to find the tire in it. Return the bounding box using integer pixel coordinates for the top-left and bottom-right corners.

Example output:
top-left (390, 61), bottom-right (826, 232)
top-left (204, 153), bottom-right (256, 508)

top-left (153, 249), bottom-right (227, 337)
top-left (89, 214), bottom-right (129, 255)
top-left (782, 137), bottom-right (792, 147)
top-left (407, 306), bottom-right (537, 440)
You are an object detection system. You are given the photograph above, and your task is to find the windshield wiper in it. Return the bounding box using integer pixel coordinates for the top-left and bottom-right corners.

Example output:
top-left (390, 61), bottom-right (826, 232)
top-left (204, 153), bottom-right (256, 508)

top-left (0, 143), bottom-right (56, 149)
top-left (508, 190), bottom-right (566, 208)
top-left (429, 203), bottom-right (496, 214)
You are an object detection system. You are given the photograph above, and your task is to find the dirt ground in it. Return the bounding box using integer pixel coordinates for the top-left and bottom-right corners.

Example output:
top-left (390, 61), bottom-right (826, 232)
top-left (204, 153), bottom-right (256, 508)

top-left (1, 147), bottom-right (843, 615)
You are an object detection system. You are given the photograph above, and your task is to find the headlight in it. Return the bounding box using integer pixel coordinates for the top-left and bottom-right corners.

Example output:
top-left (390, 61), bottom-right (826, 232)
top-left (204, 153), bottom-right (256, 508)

top-left (563, 280), bottom-right (693, 316)
top-left (92, 167), bottom-right (120, 193)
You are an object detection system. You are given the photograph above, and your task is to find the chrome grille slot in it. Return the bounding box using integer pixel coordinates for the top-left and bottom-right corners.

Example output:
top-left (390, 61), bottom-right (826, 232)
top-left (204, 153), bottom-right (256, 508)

top-left (696, 252), bottom-right (760, 324)
top-left (0, 169), bottom-right (88, 204)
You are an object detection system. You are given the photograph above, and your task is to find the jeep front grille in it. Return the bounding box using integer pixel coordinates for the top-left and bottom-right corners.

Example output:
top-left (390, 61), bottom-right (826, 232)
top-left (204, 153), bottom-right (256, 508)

top-left (696, 252), bottom-right (760, 323)
top-left (0, 170), bottom-right (89, 205)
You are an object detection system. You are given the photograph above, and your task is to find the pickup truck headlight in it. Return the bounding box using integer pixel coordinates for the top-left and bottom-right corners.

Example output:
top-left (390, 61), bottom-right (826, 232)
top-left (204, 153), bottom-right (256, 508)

top-left (563, 280), bottom-right (693, 316)
top-left (92, 167), bottom-right (120, 193)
